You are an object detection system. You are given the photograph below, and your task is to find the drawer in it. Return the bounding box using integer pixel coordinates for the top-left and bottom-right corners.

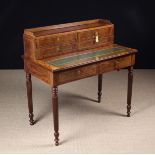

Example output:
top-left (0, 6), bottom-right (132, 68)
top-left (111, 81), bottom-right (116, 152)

top-left (37, 33), bottom-right (76, 48)
top-left (36, 47), bottom-right (58, 59)
top-left (58, 33), bottom-right (77, 53)
top-left (78, 30), bottom-right (94, 50)
top-left (54, 55), bottom-right (134, 85)
top-left (36, 43), bottom-right (77, 59)
top-left (99, 55), bottom-right (132, 73)
top-left (36, 33), bottom-right (77, 59)
top-left (37, 35), bottom-right (58, 48)
top-left (78, 26), bottom-right (114, 50)
top-left (56, 63), bottom-right (97, 84)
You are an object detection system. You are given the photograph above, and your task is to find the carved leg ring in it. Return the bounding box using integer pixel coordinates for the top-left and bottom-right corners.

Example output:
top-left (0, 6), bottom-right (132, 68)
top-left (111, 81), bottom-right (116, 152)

top-left (98, 74), bottom-right (103, 103)
top-left (26, 73), bottom-right (34, 125)
top-left (52, 86), bottom-right (59, 146)
top-left (127, 66), bottom-right (133, 117)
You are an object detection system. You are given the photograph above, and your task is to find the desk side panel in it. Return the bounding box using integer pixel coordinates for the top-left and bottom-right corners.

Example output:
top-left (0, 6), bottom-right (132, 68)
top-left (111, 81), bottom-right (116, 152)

top-left (24, 60), bottom-right (52, 85)
top-left (23, 35), bottom-right (37, 60)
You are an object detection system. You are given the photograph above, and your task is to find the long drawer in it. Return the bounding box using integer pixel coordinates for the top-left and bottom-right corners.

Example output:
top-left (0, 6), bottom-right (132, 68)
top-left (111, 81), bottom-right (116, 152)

top-left (54, 55), bottom-right (134, 85)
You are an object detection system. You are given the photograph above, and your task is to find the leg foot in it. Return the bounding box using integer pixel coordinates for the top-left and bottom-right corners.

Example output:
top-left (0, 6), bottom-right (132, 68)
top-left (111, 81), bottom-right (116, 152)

top-left (127, 66), bottom-right (133, 117)
top-left (52, 86), bottom-right (59, 146)
top-left (29, 113), bottom-right (35, 125)
top-left (54, 132), bottom-right (59, 146)
top-left (98, 74), bottom-right (103, 103)
top-left (26, 73), bottom-right (34, 125)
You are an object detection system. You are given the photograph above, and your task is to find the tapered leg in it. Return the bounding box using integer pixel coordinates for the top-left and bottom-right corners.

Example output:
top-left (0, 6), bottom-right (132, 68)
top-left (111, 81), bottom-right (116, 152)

top-left (127, 66), bottom-right (133, 117)
top-left (98, 74), bottom-right (103, 103)
top-left (26, 73), bottom-right (34, 125)
top-left (52, 86), bottom-right (59, 146)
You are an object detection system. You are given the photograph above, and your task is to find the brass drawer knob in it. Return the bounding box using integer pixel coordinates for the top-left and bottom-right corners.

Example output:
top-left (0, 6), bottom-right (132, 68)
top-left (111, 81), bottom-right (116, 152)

top-left (78, 70), bottom-right (81, 74)
top-left (57, 46), bottom-right (60, 51)
top-left (57, 37), bottom-right (60, 41)
top-left (95, 56), bottom-right (99, 61)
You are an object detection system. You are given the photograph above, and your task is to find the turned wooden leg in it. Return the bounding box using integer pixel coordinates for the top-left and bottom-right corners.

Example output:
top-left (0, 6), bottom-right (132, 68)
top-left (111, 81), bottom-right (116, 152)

top-left (52, 86), bottom-right (59, 146)
top-left (26, 73), bottom-right (34, 125)
top-left (127, 66), bottom-right (133, 117)
top-left (98, 74), bottom-right (103, 103)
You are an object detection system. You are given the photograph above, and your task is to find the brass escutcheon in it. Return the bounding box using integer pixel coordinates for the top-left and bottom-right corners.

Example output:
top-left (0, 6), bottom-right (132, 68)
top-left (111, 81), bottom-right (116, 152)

top-left (95, 32), bottom-right (99, 43)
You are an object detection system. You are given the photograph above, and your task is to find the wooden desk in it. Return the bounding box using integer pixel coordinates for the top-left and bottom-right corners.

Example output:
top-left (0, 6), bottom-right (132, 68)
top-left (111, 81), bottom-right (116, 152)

top-left (23, 19), bottom-right (137, 146)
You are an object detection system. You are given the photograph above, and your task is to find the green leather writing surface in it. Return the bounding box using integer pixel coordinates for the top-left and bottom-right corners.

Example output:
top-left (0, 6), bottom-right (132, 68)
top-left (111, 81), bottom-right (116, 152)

top-left (47, 47), bottom-right (125, 67)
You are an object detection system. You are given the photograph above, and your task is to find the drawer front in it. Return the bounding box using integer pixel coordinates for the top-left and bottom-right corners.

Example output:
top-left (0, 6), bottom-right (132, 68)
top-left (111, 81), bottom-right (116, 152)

top-left (38, 35), bottom-right (58, 48)
top-left (56, 63), bottom-right (97, 85)
top-left (36, 47), bottom-right (57, 59)
top-left (36, 33), bottom-right (77, 59)
top-left (99, 55), bottom-right (132, 73)
top-left (78, 30), bottom-right (94, 49)
top-left (78, 26), bottom-right (114, 50)
top-left (58, 33), bottom-right (77, 53)
top-left (37, 33), bottom-right (76, 49)
top-left (54, 55), bottom-right (134, 85)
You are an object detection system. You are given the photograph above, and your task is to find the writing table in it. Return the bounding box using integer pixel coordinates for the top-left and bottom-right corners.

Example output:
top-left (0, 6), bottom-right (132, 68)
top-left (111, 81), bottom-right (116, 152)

top-left (23, 19), bottom-right (137, 145)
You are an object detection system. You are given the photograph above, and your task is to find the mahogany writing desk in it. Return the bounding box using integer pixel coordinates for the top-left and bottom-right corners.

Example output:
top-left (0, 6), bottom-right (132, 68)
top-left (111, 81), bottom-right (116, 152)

top-left (23, 19), bottom-right (137, 146)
